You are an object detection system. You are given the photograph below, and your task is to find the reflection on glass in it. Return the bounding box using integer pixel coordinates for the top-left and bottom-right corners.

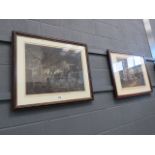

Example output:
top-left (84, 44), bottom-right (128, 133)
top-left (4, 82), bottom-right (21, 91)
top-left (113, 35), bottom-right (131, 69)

top-left (127, 56), bottom-right (135, 68)
top-left (134, 56), bottom-right (142, 66)
top-left (113, 61), bottom-right (123, 73)
top-left (113, 56), bottom-right (145, 88)
top-left (127, 56), bottom-right (142, 68)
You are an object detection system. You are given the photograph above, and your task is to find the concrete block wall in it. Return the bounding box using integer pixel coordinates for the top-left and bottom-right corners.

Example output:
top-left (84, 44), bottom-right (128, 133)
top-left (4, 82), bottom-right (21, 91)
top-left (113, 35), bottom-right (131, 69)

top-left (0, 19), bottom-right (155, 134)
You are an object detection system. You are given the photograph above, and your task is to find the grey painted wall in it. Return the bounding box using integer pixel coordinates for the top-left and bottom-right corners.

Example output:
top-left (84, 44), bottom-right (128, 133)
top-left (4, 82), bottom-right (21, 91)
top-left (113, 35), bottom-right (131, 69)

top-left (0, 19), bottom-right (155, 134)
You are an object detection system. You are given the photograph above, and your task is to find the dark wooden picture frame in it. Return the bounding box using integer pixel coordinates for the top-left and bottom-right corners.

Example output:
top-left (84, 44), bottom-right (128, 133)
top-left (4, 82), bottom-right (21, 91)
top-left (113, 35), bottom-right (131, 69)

top-left (107, 50), bottom-right (152, 98)
top-left (12, 31), bottom-right (93, 109)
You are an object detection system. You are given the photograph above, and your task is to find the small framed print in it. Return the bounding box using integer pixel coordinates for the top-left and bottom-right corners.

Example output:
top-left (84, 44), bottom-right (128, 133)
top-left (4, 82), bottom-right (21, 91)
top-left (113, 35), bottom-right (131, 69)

top-left (108, 50), bottom-right (152, 98)
top-left (12, 32), bottom-right (93, 109)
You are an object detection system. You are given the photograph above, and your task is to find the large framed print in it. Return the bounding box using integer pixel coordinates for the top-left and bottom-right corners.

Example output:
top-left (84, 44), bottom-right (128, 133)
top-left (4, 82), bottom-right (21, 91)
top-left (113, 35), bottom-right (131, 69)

top-left (12, 32), bottom-right (93, 109)
top-left (108, 50), bottom-right (152, 98)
